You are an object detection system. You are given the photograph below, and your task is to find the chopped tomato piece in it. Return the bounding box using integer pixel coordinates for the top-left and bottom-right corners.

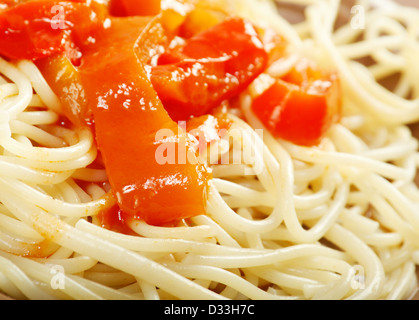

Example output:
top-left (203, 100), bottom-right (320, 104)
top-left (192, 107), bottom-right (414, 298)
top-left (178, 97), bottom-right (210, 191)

top-left (0, 0), bottom-right (107, 64)
top-left (151, 17), bottom-right (269, 122)
top-left (109, 0), bottom-right (161, 17)
top-left (80, 17), bottom-right (211, 226)
top-left (36, 54), bottom-right (91, 127)
top-left (160, 5), bottom-right (187, 35)
top-left (134, 16), bottom-right (168, 66)
top-left (252, 59), bottom-right (342, 146)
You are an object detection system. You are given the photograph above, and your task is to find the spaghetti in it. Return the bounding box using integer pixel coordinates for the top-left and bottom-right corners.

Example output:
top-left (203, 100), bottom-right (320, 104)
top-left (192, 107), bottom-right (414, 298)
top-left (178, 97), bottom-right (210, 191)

top-left (0, 0), bottom-right (419, 300)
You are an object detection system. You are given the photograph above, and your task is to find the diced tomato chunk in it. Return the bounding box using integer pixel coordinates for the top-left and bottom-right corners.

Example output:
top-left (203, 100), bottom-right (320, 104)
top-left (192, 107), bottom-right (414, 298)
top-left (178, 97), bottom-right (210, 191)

top-left (151, 17), bottom-right (269, 122)
top-left (252, 59), bottom-right (342, 146)
top-left (0, 0), bottom-right (107, 64)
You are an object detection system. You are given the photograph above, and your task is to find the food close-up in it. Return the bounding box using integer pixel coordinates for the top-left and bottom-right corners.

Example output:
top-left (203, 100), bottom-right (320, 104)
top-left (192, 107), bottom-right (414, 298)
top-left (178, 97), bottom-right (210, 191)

top-left (0, 0), bottom-right (419, 300)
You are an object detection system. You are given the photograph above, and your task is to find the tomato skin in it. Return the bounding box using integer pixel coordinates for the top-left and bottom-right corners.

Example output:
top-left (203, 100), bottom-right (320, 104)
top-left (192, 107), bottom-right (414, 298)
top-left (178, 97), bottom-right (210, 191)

top-left (79, 17), bottom-right (211, 226)
top-left (151, 17), bottom-right (269, 122)
top-left (252, 60), bottom-right (342, 146)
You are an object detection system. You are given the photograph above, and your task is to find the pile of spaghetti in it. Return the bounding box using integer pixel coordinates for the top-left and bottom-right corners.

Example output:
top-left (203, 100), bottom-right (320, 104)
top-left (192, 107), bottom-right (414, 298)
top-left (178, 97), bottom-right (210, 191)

top-left (0, 0), bottom-right (419, 300)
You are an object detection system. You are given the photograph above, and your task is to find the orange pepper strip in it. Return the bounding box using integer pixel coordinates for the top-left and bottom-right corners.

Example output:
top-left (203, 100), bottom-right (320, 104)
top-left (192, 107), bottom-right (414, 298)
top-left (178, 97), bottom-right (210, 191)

top-left (79, 16), bottom-right (211, 226)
